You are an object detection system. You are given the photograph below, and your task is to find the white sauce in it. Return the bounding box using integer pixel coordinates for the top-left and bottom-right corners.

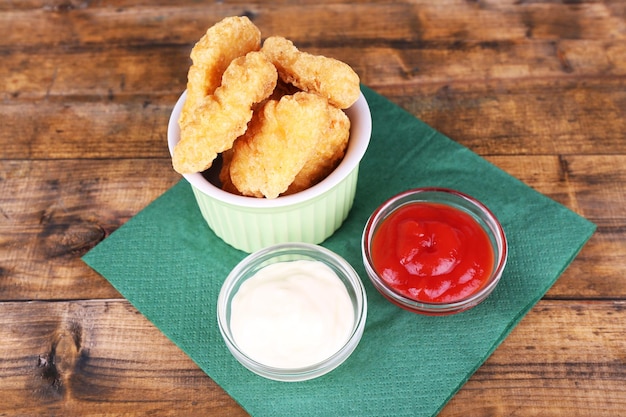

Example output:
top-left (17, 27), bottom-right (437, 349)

top-left (230, 260), bottom-right (355, 369)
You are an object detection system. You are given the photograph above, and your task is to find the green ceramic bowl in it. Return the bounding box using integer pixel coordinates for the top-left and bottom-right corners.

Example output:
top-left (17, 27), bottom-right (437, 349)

top-left (167, 90), bottom-right (372, 253)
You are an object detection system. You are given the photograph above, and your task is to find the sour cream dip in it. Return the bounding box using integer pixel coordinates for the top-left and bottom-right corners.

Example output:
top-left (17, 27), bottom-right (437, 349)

top-left (229, 259), bottom-right (355, 369)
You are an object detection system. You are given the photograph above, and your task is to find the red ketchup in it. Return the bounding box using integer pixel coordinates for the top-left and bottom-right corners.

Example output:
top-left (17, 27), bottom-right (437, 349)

top-left (371, 202), bottom-right (494, 303)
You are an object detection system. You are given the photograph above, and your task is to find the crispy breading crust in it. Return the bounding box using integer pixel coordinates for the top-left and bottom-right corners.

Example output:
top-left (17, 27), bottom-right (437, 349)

top-left (228, 92), bottom-right (331, 198)
top-left (261, 36), bottom-right (360, 109)
top-left (172, 51), bottom-right (277, 174)
top-left (285, 104), bottom-right (350, 195)
top-left (172, 19), bottom-right (360, 196)
top-left (179, 16), bottom-right (261, 127)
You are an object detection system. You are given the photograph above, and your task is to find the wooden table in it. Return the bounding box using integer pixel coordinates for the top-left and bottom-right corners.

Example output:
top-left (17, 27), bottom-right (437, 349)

top-left (1, 1), bottom-right (624, 415)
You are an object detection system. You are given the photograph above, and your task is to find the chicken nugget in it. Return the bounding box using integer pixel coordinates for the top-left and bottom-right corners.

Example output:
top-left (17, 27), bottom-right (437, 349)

top-left (261, 36), bottom-right (360, 109)
top-left (228, 92), bottom-right (331, 199)
top-left (172, 51), bottom-right (277, 174)
top-left (180, 16), bottom-right (261, 127)
top-left (285, 105), bottom-right (350, 195)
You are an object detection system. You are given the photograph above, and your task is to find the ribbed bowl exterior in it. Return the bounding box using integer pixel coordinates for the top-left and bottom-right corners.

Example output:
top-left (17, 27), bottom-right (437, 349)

top-left (191, 167), bottom-right (359, 252)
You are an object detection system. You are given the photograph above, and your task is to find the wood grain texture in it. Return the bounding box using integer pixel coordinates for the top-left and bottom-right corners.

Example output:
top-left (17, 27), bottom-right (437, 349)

top-left (440, 300), bottom-right (626, 417)
top-left (1, 0), bottom-right (624, 415)
top-left (0, 159), bottom-right (179, 300)
top-left (0, 299), bottom-right (247, 416)
top-left (3, 78), bottom-right (626, 159)
top-left (1, 156), bottom-right (624, 301)
top-left (0, 299), bottom-right (622, 416)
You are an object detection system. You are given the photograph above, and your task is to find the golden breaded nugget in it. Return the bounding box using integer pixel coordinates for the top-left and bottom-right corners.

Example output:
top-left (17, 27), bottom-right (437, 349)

top-left (261, 36), bottom-right (360, 109)
top-left (180, 16), bottom-right (261, 127)
top-left (172, 51), bottom-right (277, 174)
top-left (285, 105), bottom-right (350, 195)
top-left (229, 92), bottom-right (331, 199)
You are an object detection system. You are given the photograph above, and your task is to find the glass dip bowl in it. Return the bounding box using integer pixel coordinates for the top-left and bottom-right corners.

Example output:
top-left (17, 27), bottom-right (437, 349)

top-left (217, 243), bottom-right (367, 382)
top-left (362, 188), bottom-right (507, 315)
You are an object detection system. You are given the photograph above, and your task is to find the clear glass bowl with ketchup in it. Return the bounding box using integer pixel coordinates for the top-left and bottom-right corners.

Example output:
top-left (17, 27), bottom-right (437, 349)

top-left (362, 188), bottom-right (507, 315)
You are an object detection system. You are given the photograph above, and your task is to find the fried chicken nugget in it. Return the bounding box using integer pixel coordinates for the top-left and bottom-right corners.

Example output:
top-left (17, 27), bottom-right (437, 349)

top-left (180, 16), bottom-right (261, 127)
top-left (228, 92), bottom-right (331, 199)
top-left (261, 36), bottom-right (360, 109)
top-left (172, 51), bottom-right (277, 174)
top-left (285, 105), bottom-right (350, 195)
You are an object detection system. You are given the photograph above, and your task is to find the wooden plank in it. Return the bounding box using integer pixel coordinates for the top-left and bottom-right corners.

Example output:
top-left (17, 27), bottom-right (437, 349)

top-left (0, 298), bottom-right (623, 416)
top-left (1, 48), bottom-right (190, 101)
top-left (383, 77), bottom-right (626, 157)
top-left (0, 299), bottom-right (247, 416)
top-left (440, 300), bottom-right (626, 416)
top-left (1, 1), bottom-right (625, 100)
top-left (1, 97), bottom-right (180, 159)
top-left (0, 156), bottom-right (622, 301)
top-left (0, 159), bottom-right (179, 301)
top-left (486, 155), bottom-right (626, 220)
top-left (2, 1), bottom-right (623, 48)
top-left (3, 39), bottom-right (625, 101)
top-left (2, 77), bottom-right (625, 159)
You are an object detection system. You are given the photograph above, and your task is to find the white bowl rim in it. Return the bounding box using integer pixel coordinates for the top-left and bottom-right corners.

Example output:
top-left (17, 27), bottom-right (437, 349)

top-left (167, 90), bottom-right (372, 209)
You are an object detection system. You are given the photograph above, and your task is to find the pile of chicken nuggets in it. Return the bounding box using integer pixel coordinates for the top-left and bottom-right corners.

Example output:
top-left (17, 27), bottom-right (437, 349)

top-left (172, 16), bottom-right (361, 199)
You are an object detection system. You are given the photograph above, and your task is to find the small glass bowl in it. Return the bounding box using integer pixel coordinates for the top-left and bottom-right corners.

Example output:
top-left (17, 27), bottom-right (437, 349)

top-left (362, 188), bottom-right (507, 315)
top-left (217, 243), bottom-right (367, 382)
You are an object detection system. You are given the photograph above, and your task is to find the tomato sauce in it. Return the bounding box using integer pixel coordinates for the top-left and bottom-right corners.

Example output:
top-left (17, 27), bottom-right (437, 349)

top-left (371, 202), bottom-right (494, 303)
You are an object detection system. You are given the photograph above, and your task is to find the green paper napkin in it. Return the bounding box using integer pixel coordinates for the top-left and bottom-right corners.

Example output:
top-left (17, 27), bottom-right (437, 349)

top-left (83, 86), bottom-right (595, 417)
